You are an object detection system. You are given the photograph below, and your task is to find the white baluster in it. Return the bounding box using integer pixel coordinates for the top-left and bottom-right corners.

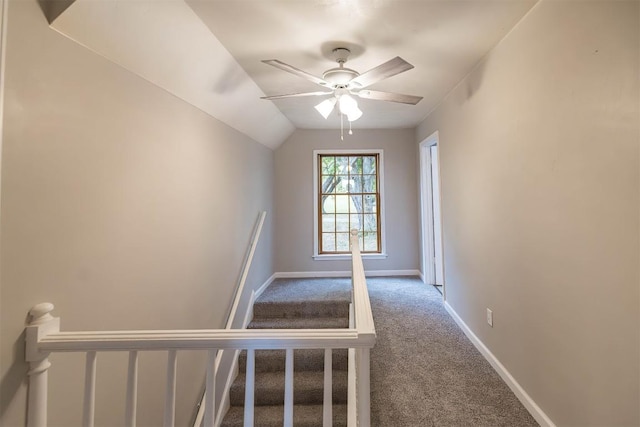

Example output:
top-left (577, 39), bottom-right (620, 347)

top-left (284, 348), bottom-right (294, 427)
top-left (125, 351), bottom-right (138, 427)
top-left (347, 348), bottom-right (356, 427)
top-left (323, 349), bottom-right (333, 427)
top-left (356, 348), bottom-right (371, 427)
top-left (164, 350), bottom-right (178, 427)
top-left (243, 349), bottom-right (255, 427)
top-left (26, 303), bottom-right (59, 427)
top-left (83, 351), bottom-right (98, 427)
top-left (204, 350), bottom-right (216, 427)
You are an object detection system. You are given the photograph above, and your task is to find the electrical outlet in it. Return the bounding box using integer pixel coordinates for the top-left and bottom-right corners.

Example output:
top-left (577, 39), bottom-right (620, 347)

top-left (486, 308), bottom-right (493, 327)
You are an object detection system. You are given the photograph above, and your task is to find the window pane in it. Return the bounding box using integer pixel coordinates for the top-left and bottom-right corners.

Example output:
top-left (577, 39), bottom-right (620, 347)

top-left (363, 214), bottom-right (377, 231)
top-left (349, 156), bottom-right (363, 174)
top-left (336, 233), bottom-right (350, 251)
top-left (335, 195), bottom-right (349, 213)
top-left (335, 176), bottom-right (349, 194)
top-left (322, 195), bottom-right (336, 213)
top-left (336, 156), bottom-right (349, 174)
top-left (323, 233), bottom-right (336, 252)
top-left (363, 156), bottom-right (376, 175)
top-left (350, 195), bottom-right (363, 214)
top-left (362, 175), bottom-right (376, 193)
top-left (350, 214), bottom-right (363, 231)
top-left (322, 214), bottom-right (335, 232)
top-left (364, 232), bottom-right (378, 252)
top-left (336, 214), bottom-right (349, 232)
top-left (321, 175), bottom-right (336, 194)
top-left (363, 195), bottom-right (377, 213)
top-left (350, 175), bottom-right (362, 193)
top-left (322, 156), bottom-right (335, 175)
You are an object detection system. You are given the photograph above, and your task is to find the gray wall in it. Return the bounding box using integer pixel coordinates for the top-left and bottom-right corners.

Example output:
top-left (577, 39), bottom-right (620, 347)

top-left (417, 1), bottom-right (639, 425)
top-left (0, 1), bottom-right (275, 425)
top-left (274, 128), bottom-right (420, 273)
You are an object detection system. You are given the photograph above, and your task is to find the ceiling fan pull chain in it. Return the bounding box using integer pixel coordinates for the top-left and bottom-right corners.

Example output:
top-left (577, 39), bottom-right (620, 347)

top-left (349, 120), bottom-right (353, 135)
top-left (340, 113), bottom-right (344, 141)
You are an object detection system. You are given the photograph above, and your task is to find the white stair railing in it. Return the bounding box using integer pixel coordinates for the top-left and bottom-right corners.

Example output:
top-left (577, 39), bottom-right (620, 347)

top-left (25, 229), bottom-right (376, 427)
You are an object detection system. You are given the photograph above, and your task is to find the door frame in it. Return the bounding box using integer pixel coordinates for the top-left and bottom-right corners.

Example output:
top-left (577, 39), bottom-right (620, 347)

top-left (419, 131), bottom-right (445, 296)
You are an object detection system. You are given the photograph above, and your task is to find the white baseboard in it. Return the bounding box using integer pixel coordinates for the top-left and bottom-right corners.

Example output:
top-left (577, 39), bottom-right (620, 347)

top-left (418, 270), bottom-right (425, 282)
top-left (444, 301), bottom-right (555, 427)
top-left (274, 269), bottom-right (421, 279)
top-left (255, 273), bottom-right (276, 298)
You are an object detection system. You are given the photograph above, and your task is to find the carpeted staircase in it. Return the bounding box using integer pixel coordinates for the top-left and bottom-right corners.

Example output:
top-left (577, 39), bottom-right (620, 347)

top-left (220, 295), bottom-right (351, 426)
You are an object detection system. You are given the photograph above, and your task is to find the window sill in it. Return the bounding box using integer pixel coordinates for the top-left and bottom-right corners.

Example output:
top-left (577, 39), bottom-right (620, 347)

top-left (312, 253), bottom-right (388, 261)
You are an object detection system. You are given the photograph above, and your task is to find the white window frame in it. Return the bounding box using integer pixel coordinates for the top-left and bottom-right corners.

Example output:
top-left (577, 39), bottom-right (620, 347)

top-left (313, 149), bottom-right (387, 260)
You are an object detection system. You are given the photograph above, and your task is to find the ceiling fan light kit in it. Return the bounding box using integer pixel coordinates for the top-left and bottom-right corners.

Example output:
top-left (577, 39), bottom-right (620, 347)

top-left (314, 97), bottom-right (337, 119)
top-left (261, 47), bottom-right (423, 138)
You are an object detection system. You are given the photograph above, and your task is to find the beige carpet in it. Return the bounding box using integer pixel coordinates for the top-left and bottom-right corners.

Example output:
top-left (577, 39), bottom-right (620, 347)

top-left (253, 276), bottom-right (539, 427)
top-left (365, 276), bottom-right (538, 427)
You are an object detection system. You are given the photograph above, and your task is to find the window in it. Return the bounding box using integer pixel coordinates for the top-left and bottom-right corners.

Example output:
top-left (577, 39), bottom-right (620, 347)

top-left (314, 150), bottom-right (385, 257)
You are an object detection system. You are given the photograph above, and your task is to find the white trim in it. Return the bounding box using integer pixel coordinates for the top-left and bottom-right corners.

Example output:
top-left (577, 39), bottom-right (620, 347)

top-left (419, 131), bottom-right (446, 300)
top-left (312, 253), bottom-right (387, 261)
top-left (277, 271), bottom-right (351, 279)
top-left (419, 132), bottom-right (437, 285)
top-left (254, 273), bottom-right (275, 299)
top-left (0, 0), bottom-right (9, 315)
top-left (313, 149), bottom-right (387, 258)
top-left (274, 270), bottom-right (420, 279)
top-left (444, 302), bottom-right (556, 427)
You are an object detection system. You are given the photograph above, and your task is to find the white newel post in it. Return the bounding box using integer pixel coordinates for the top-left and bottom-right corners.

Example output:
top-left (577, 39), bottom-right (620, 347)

top-left (25, 303), bottom-right (60, 427)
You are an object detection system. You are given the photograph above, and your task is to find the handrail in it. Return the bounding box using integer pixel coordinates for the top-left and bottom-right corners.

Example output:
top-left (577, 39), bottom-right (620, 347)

top-left (349, 229), bottom-right (375, 427)
top-left (35, 328), bottom-right (373, 352)
top-left (350, 229), bottom-right (376, 336)
top-left (25, 228), bottom-right (376, 427)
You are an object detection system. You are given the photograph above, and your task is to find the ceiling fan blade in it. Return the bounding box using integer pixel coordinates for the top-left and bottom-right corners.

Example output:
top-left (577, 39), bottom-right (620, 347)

top-left (262, 59), bottom-right (330, 87)
top-left (349, 57), bottom-right (414, 88)
top-left (355, 90), bottom-right (423, 105)
top-left (261, 91), bottom-right (333, 100)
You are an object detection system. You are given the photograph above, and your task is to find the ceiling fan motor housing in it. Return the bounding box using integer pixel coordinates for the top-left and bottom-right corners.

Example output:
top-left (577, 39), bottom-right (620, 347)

top-left (322, 67), bottom-right (359, 86)
top-left (321, 47), bottom-right (360, 87)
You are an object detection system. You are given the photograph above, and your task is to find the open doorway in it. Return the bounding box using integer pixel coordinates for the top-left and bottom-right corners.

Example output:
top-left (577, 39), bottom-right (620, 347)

top-left (420, 131), bottom-right (444, 297)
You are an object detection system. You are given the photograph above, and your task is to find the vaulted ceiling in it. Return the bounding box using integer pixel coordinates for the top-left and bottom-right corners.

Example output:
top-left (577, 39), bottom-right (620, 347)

top-left (48, 0), bottom-right (537, 148)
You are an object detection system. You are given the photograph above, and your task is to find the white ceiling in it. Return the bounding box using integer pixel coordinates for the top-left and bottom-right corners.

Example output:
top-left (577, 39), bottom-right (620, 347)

top-left (50, 0), bottom-right (294, 149)
top-left (49, 0), bottom-right (537, 147)
top-left (187, 0), bottom-right (538, 130)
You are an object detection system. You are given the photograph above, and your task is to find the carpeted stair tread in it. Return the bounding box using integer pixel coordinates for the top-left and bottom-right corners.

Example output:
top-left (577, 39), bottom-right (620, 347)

top-left (248, 316), bottom-right (349, 329)
top-left (229, 370), bottom-right (348, 406)
top-left (238, 348), bottom-right (349, 373)
top-left (252, 300), bottom-right (350, 319)
top-left (220, 281), bottom-right (351, 426)
top-left (220, 403), bottom-right (348, 427)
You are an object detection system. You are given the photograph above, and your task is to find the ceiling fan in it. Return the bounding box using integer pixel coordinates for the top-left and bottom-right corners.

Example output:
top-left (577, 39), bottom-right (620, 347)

top-left (260, 47), bottom-right (423, 123)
